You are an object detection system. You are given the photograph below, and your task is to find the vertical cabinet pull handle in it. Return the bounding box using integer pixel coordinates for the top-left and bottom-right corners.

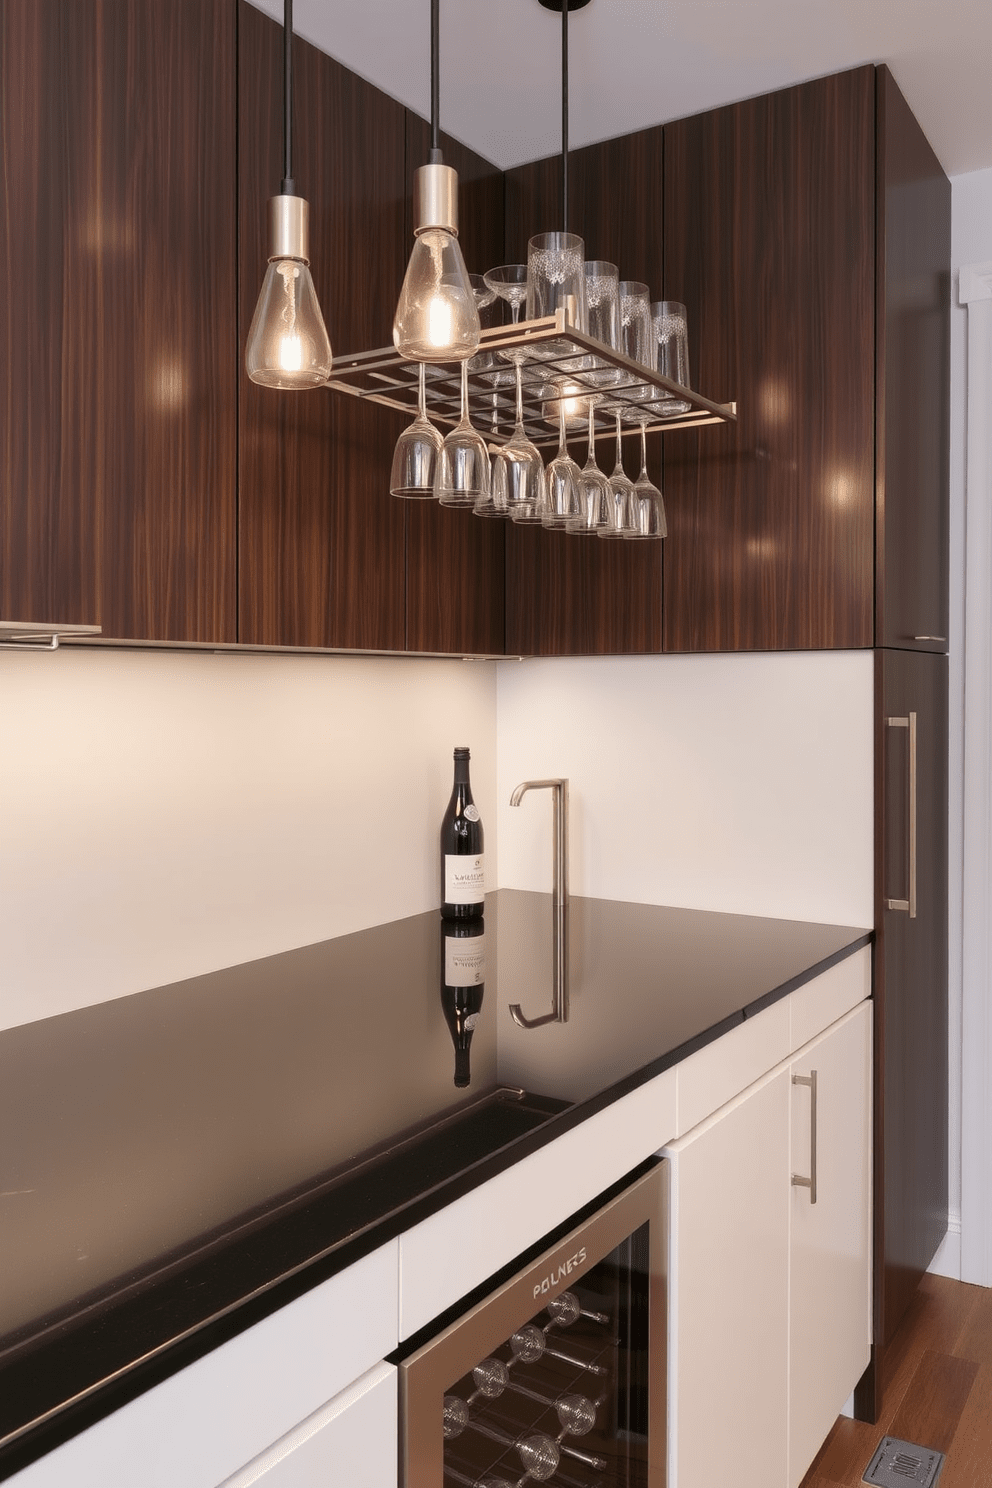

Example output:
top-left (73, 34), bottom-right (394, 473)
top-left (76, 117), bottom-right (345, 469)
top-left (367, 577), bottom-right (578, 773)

top-left (792, 1070), bottom-right (818, 1204)
top-left (885, 712), bottom-right (917, 919)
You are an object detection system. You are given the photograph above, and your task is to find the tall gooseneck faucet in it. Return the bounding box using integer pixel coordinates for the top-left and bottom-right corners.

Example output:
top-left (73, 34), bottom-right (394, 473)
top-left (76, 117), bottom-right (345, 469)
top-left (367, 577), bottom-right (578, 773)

top-left (508, 778), bottom-right (569, 1028)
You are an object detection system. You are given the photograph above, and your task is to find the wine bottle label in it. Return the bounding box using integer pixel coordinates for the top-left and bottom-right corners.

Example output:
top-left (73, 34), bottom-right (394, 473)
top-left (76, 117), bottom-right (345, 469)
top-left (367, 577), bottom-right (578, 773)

top-left (445, 933), bottom-right (486, 987)
top-left (444, 853), bottom-right (485, 904)
top-left (464, 805), bottom-right (480, 822)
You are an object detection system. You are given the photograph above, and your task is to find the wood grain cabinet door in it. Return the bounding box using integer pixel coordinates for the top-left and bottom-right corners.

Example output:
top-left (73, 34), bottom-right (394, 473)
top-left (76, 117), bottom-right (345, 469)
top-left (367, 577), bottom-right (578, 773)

top-left (662, 68), bottom-right (876, 653)
top-left (0, 0), bottom-right (238, 643)
top-left (874, 648), bottom-right (949, 1346)
top-left (875, 66), bottom-right (951, 655)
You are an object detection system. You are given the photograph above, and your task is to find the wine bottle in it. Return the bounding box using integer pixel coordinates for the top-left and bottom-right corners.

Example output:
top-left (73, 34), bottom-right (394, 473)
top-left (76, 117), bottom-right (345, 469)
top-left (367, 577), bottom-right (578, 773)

top-left (440, 918), bottom-right (485, 1088)
top-left (440, 746), bottom-right (485, 920)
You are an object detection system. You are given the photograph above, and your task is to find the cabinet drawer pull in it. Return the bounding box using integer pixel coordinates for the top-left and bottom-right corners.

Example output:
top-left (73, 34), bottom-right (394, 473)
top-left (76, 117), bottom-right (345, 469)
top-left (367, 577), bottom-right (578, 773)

top-left (913, 635), bottom-right (946, 643)
top-left (792, 1070), bottom-right (817, 1204)
top-left (885, 713), bottom-right (917, 918)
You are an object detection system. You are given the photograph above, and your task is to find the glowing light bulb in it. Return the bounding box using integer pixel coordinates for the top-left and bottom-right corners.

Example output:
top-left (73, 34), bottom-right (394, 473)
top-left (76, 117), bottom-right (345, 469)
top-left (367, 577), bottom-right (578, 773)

top-left (393, 166), bottom-right (480, 363)
top-left (246, 198), bottom-right (332, 390)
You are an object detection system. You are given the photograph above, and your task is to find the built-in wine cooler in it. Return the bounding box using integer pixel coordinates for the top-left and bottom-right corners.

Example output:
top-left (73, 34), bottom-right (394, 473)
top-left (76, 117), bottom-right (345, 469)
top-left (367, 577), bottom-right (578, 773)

top-left (398, 1161), bottom-right (667, 1487)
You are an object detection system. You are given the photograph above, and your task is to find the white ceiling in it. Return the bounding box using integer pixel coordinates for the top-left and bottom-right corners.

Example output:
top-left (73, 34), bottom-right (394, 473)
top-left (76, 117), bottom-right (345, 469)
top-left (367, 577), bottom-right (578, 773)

top-left (249, 0), bottom-right (992, 178)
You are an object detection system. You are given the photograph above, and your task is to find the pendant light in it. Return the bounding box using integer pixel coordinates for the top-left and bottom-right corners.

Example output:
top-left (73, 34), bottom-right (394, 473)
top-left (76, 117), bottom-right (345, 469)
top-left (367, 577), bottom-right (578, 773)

top-left (246, 0), bottom-right (332, 389)
top-left (392, 0), bottom-right (480, 363)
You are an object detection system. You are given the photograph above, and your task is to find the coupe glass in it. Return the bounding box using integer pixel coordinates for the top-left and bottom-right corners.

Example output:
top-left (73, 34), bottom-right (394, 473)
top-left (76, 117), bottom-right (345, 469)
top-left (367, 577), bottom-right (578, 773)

top-left (597, 412), bottom-right (637, 538)
top-left (543, 395), bottom-right (583, 529)
top-left (625, 419), bottom-right (668, 539)
top-left (570, 399), bottom-right (612, 534)
top-left (436, 360), bottom-right (492, 508)
top-left (389, 361), bottom-right (443, 498)
top-left (487, 360), bottom-right (548, 524)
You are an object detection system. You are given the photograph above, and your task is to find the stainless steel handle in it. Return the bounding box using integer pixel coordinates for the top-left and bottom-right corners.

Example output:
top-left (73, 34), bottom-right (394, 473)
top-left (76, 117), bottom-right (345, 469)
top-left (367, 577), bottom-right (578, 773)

top-left (913, 635), bottom-right (946, 643)
top-left (885, 713), bottom-right (917, 918)
top-left (791, 1070), bottom-right (818, 1205)
top-left (508, 778), bottom-right (569, 1028)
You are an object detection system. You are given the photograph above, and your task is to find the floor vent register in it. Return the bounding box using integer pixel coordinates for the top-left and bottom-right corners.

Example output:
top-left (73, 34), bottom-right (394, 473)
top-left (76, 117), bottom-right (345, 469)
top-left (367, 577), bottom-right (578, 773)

top-left (863, 1436), bottom-right (946, 1487)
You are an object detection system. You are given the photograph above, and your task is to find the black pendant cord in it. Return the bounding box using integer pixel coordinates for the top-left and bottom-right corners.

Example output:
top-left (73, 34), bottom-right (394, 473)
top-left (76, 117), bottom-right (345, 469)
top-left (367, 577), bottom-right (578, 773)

top-left (429, 0), bottom-right (443, 164)
top-left (281, 0), bottom-right (295, 193)
top-left (561, 0), bottom-right (569, 233)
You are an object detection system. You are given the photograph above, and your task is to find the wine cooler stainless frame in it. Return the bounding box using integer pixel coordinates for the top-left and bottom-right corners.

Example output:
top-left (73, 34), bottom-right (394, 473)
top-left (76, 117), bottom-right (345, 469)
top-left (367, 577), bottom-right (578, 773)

top-left (399, 1161), bottom-right (668, 1486)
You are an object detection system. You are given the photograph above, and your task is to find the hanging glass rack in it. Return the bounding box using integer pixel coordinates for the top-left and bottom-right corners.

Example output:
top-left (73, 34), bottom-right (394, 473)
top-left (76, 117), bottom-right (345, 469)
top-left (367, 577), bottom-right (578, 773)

top-left (324, 310), bottom-right (736, 451)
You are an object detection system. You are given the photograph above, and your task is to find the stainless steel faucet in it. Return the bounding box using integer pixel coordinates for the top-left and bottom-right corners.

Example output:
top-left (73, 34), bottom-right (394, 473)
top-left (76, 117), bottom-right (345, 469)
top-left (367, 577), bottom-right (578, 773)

top-left (508, 778), bottom-right (569, 1028)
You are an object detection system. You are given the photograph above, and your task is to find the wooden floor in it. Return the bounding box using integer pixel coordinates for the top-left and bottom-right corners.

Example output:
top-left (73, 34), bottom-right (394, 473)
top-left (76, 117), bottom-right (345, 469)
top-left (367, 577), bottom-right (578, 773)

top-left (802, 1274), bottom-right (992, 1486)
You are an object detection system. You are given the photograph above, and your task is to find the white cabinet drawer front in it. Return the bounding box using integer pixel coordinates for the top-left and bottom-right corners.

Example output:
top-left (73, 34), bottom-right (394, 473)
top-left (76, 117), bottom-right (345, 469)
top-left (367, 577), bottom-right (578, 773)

top-left (789, 946), bottom-right (870, 1052)
top-left (667, 1067), bottom-right (791, 1488)
top-left (218, 1362), bottom-right (396, 1488)
top-left (676, 997), bottom-right (790, 1135)
top-left (10, 1241), bottom-right (399, 1488)
top-left (397, 1067), bottom-right (676, 1339)
top-left (788, 1001), bottom-right (872, 1486)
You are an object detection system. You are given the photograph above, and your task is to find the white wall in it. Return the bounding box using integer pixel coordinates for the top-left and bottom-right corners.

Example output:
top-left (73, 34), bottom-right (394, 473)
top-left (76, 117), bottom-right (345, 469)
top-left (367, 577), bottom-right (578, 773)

top-left (496, 651), bottom-right (874, 928)
top-left (1, 645), bottom-right (875, 1036)
top-left (939, 164), bottom-right (992, 1281)
top-left (0, 648), bottom-right (497, 1031)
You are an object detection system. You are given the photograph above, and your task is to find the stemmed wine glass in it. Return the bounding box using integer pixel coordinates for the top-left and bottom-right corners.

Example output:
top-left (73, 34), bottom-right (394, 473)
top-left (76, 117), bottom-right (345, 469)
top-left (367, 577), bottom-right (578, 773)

top-left (570, 398), bottom-right (612, 534)
top-left (625, 417), bottom-right (668, 540)
top-left (485, 360), bottom-right (547, 524)
top-left (436, 360), bottom-right (491, 509)
top-left (598, 412), bottom-right (637, 537)
top-left (389, 360), bottom-right (443, 498)
top-left (542, 394), bottom-right (583, 530)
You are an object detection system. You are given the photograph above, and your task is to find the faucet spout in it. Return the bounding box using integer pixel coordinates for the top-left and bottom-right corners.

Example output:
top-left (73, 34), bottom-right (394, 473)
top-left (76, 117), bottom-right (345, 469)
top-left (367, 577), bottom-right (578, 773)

top-left (507, 778), bottom-right (569, 1028)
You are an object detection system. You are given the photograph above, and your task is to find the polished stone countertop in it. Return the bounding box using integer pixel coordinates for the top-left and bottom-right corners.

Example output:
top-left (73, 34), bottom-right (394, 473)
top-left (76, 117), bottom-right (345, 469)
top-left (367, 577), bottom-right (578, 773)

top-left (0, 891), bottom-right (869, 1475)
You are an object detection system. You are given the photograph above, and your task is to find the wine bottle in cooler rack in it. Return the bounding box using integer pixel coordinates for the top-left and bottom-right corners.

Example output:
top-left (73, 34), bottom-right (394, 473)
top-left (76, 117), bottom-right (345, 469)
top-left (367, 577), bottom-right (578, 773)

top-left (440, 918), bottom-right (485, 1088)
top-left (440, 746), bottom-right (485, 920)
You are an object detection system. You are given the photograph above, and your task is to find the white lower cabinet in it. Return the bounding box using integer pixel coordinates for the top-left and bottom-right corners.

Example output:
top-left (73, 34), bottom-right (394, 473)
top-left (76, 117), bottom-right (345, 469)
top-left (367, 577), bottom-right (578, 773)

top-left (217, 1362), bottom-right (397, 1488)
top-left (666, 1000), bottom-right (871, 1488)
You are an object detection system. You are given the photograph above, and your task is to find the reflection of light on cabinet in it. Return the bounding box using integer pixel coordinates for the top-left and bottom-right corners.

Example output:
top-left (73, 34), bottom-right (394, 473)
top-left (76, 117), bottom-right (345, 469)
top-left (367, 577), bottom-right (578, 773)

top-left (746, 535), bottom-right (779, 562)
top-left (150, 357), bottom-right (187, 412)
top-left (758, 375), bottom-right (791, 427)
top-left (825, 468), bottom-right (856, 508)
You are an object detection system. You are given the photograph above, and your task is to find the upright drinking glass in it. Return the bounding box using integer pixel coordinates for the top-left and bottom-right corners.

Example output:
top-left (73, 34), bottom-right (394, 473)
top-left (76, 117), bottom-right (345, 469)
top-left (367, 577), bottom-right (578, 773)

top-left (436, 360), bottom-right (492, 509)
top-left (650, 299), bottom-right (691, 416)
top-left (618, 281), bottom-right (653, 372)
top-left (389, 361), bottom-right (443, 498)
top-left (526, 232), bottom-right (587, 358)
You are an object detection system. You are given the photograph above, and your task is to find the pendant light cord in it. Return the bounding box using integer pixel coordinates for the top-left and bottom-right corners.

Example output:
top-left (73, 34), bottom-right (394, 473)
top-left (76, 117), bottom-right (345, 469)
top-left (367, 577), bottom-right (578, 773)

top-left (281, 0), bottom-right (295, 193)
top-left (561, 0), bottom-right (569, 233)
top-left (429, 0), bottom-right (442, 164)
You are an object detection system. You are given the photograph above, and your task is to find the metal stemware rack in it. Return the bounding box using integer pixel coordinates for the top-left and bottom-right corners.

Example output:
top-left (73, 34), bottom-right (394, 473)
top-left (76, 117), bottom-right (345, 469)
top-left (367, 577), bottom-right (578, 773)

top-left (324, 310), bottom-right (736, 451)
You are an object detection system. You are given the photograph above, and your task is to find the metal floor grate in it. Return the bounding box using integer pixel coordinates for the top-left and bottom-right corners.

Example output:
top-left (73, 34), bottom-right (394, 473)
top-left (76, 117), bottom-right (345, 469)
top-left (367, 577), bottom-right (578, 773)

top-left (863, 1436), bottom-right (946, 1487)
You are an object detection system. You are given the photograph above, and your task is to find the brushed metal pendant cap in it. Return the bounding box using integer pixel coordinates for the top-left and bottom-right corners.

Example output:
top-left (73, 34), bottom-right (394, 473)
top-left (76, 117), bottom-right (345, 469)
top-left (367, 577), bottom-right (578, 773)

top-left (414, 163), bottom-right (459, 236)
top-left (267, 194), bottom-right (309, 261)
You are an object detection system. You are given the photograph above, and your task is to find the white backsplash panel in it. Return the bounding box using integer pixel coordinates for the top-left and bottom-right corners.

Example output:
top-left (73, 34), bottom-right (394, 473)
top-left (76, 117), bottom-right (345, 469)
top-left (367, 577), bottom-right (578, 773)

top-left (0, 648), bottom-right (497, 1030)
top-left (495, 651), bottom-right (874, 929)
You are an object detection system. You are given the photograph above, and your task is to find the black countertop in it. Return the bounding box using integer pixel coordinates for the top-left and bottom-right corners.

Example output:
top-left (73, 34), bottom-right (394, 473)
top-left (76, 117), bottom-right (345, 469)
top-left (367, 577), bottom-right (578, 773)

top-left (0, 891), bottom-right (870, 1477)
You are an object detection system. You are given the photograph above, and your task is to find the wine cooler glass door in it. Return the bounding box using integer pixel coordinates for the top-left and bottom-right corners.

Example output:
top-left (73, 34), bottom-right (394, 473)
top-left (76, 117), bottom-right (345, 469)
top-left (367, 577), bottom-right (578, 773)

top-left (399, 1161), bottom-right (667, 1488)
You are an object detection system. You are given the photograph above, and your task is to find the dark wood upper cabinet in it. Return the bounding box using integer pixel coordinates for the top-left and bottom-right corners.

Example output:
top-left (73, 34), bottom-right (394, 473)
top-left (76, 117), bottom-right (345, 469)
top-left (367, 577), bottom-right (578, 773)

top-left (875, 66), bottom-right (951, 654)
top-left (663, 68), bottom-right (876, 653)
top-left (403, 115), bottom-right (506, 656)
top-left (0, 0), bottom-right (238, 643)
top-left (503, 134), bottom-right (665, 656)
top-left (237, 1), bottom-right (408, 651)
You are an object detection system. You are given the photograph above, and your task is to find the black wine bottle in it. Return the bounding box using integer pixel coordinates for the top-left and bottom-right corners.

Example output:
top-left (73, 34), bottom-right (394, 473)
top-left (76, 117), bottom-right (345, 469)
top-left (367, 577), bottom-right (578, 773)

top-left (440, 747), bottom-right (485, 921)
top-left (440, 918), bottom-right (485, 1088)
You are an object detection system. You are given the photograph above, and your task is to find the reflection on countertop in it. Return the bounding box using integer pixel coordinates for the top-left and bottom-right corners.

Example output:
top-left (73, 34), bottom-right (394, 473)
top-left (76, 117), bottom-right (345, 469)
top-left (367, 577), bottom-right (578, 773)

top-left (0, 890), bottom-right (869, 1464)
